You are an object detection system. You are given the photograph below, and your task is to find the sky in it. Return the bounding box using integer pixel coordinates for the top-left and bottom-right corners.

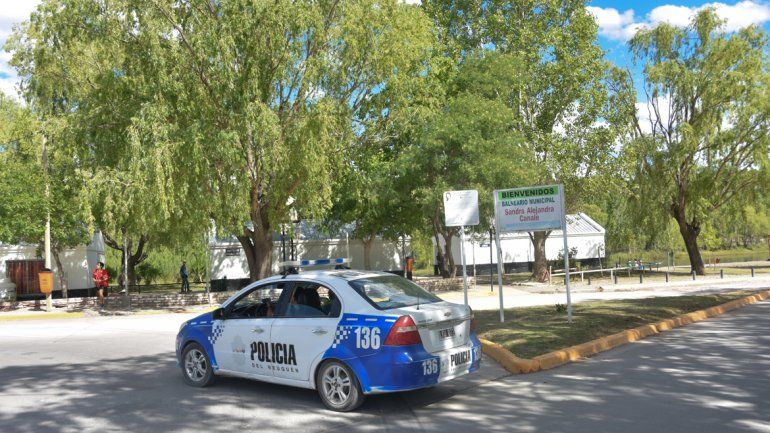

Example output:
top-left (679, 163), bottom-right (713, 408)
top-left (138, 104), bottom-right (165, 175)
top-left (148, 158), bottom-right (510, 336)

top-left (2, 0), bottom-right (770, 103)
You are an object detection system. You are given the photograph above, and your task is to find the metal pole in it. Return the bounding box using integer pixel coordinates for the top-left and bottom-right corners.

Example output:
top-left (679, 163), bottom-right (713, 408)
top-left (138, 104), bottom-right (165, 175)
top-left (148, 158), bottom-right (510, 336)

top-left (560, 185), bottom-right (572, 323)
top-left (494, 227), bottom-right (505, 322)
top-left (692, 271), bottom-right (696, 280)
top-left (460, 227), bottom-right (469, 306)
top-left (489, 228), bottom-right (494, 293)
top-left (720, 269), bottom-right (724, 279)
top-left (124, 231), bottom-right (129, 308)
top-left (472, 238), bottom-right (477, 291)
top-left (42, 135), bottom-right (52, 312)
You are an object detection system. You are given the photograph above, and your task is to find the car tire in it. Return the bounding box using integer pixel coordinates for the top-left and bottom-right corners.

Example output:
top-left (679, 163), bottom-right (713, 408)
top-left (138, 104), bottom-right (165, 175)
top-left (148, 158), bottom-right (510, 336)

top-left (181, 342), bottom-right (215, 387)
top-left (316, 360), bottom-right (365, 412)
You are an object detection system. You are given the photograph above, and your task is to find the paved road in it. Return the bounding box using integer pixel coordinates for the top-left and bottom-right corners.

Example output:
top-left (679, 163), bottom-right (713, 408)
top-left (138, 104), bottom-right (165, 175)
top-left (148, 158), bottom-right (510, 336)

top-left (0, 313), bottom-right (508, 433)
top-left (398, 300), bottom-right (770, 433)
top-left (2, 301), bottom-right (769, 433)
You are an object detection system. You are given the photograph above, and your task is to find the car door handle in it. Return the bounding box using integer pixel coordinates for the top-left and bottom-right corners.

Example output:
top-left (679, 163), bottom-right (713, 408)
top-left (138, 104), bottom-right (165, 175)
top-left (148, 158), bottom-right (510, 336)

top-left (312, 328), bottom-right (328, 335)
top-left (251, 327), bottom-right (265, 334)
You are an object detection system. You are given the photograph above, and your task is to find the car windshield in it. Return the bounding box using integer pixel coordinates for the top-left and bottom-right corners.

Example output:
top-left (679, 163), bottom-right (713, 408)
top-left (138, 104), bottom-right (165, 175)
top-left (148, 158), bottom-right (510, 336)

top-left (348, 275), bottom-right (441, 310)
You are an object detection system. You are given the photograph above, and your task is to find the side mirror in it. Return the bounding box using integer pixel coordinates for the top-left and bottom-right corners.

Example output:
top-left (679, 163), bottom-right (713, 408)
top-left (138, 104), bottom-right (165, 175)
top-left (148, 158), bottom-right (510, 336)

top-left (211, 308), bottom-right (225, 320)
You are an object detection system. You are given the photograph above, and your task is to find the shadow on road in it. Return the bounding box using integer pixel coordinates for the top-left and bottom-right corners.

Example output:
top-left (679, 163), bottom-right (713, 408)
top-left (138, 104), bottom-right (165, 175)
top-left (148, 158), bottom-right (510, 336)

top-left (400, 301), bottom-right (770, 433)
top-left (0, 348), bottom-right (506, 433)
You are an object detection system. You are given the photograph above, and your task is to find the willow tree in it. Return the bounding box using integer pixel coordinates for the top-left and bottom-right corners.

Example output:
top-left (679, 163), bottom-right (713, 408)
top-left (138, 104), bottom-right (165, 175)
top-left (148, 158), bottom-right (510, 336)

top-left (0, 95), bottom-right (93, 295)
top-left (629, 9), bottom-right (770, 274)
top-left (9, 0), bottom-right (433, 281)
top-left (420, 0), bottom-right (632, 281)
top-left (7, 0), bottom-right (209, 286)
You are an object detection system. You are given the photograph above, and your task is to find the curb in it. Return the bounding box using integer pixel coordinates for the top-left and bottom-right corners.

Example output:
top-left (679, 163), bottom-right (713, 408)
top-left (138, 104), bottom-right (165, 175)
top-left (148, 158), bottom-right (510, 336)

top-left (480, 289), bottom-right (770, 374)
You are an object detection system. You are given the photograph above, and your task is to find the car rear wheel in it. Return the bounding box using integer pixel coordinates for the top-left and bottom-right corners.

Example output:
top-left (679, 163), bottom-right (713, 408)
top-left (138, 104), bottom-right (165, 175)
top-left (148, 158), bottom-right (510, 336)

top-left (181, 342), bottom-right (215, 387)
top-left (316, 360), bottom-right (364, 412)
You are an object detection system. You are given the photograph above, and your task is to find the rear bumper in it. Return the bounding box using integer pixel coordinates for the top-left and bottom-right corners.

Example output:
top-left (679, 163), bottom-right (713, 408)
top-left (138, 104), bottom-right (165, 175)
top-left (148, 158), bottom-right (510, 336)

top-left (353, 335), bottom-right (482, 394)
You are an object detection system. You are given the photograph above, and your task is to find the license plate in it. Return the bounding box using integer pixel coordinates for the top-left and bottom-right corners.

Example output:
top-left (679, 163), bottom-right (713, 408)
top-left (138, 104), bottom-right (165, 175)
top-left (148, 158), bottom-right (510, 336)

top-left (438, 328), bottom-right (456, 339)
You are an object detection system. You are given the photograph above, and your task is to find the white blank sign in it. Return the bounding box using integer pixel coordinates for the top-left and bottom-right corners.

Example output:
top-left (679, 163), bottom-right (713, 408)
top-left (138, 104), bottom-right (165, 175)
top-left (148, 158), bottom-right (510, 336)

top-left (444, 190), bottom-right (480, 227)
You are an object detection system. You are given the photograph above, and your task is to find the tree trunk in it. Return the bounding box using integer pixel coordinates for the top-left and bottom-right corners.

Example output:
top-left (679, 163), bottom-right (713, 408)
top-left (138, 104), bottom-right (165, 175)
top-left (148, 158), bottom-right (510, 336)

top-left (361, 233), bottom-right (375, 270)
top-left (529, 230), bottom-right (551, 282)
top-left (677, 218), bottom-right (706, 275)
top-left (102, 231), bottom-right (149, 288)
top-left (52, 247), bottom-right (68, 299)
top-left (237, 226), bottom-right (273, 282)
top-left (441, 230), bottom-right (457, 278)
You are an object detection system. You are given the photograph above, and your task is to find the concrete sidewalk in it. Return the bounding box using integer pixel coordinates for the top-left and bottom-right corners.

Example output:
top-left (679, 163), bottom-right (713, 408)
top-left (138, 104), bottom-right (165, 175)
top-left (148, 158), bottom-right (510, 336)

top-left (439, 275), bottom-right (770, 311)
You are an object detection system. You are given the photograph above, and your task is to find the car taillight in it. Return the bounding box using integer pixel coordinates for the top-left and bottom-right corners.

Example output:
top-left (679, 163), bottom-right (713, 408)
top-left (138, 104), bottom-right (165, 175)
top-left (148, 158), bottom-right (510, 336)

top-left (384, 315), bottom-right (422, 346)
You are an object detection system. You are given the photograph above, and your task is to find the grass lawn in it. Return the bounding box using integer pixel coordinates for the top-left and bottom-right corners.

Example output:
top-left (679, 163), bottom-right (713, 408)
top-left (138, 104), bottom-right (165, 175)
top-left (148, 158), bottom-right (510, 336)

top-left (474, 291), bottom-right (755, 359)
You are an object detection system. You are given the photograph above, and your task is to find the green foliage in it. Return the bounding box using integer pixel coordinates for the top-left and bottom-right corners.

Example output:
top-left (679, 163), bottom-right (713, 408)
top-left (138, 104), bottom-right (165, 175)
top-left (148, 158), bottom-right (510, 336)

top-left (627, 9), bottom-right (770, 272)
top-left (0, 95), bottom-right (91, 250)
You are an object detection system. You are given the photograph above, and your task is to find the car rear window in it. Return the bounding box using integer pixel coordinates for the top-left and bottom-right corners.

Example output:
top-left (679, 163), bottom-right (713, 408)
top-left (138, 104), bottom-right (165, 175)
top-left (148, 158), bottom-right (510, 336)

top-left (348, 275), bottom-right (441, 310)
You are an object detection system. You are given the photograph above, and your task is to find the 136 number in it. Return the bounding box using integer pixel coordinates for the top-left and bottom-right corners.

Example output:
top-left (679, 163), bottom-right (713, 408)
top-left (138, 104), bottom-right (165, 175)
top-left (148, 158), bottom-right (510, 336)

top-left (422, 359), bottom-right (438, 375)
top-left (354, 327), bottom-right (381, 350)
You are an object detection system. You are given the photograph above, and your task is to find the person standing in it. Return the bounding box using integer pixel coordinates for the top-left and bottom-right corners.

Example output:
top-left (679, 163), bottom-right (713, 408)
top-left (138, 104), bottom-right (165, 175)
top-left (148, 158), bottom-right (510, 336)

top-left (405, 256), bottom-right (415, 281)
top-left (180, 261), bottom-right (190, 293)
top-left (92, 262), bottom-right (109, 309)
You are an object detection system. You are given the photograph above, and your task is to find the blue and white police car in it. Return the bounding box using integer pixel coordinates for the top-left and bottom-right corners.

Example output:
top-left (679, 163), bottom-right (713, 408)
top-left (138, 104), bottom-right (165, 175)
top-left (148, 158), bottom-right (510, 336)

top-left (176, 259), bottom-right (482, 411)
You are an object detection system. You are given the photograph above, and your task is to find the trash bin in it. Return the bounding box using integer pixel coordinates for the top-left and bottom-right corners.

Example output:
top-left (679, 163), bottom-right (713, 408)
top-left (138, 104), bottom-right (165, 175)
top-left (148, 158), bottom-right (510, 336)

top-left (38, 270), bottom-right (54, 295)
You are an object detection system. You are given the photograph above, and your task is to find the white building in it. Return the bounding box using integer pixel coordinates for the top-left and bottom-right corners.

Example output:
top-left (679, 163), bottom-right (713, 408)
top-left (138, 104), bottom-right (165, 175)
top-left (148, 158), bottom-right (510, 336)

top-left (437, 213), bottom-right (606, 272)
top-left (209, 222), bottom-right (410, 282)
top-left (0, 232), bottom-right (105, 296)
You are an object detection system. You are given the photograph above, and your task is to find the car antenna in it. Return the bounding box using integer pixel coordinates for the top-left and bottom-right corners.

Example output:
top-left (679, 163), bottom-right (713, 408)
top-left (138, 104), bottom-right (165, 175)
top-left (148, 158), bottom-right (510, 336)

top-left (416, 281), bottom-right (420, 310)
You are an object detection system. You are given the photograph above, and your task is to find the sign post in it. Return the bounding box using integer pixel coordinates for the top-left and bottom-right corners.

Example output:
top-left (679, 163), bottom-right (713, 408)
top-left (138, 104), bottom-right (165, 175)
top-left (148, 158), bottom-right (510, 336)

top-left (443, 190), bottom-right (479, 306)
top-left (494, 184), bottom-right (572, 323)
top-left (560, 186), bottom-right (573, 322)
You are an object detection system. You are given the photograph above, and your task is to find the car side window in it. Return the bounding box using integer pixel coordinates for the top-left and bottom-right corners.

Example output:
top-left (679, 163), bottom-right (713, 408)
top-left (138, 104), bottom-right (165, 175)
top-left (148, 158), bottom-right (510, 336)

top-left (279, 282), bottom-right (341, 318)
top-left (226, 282), bottom-right (287, 320)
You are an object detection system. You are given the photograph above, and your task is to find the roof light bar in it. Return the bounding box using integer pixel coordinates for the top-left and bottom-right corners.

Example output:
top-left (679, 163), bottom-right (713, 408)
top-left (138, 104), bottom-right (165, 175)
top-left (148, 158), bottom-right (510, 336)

top-left (277, 258), bottom-right (350, 269)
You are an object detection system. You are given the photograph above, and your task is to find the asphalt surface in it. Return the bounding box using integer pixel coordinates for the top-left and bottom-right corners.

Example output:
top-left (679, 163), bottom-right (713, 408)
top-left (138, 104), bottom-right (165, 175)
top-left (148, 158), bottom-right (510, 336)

top-left (1, 301), bottom-right (769, 433)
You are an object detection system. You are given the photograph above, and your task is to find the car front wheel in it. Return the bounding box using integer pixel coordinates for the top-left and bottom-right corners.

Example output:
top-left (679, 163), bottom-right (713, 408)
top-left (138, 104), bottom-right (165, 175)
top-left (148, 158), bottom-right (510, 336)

top-left (181, 342), bottom-right (215, 387)
top-left (316, 360), bottom-right (365, 412)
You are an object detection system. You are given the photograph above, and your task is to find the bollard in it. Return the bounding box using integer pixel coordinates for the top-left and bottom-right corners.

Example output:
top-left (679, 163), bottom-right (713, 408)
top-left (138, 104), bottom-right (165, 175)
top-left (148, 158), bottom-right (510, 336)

top-left (614, 274), bottom-right (618, 284)
top-left (588, 275), bottom-right (592, 286)
top-left (639, 273), bottom-right (644, 284)
top-left (665, 272), bottom-right (669, 282)
top-left (751, 267), bottom-right (755, 277)
top-left (581, 271), bottom-right (584, 283)
top-left (720, 269), bottom-right (724, 279)
top-left (627, 268), bottom-right (631, 277)
top-left (692, 271), bottom-right (696, 280)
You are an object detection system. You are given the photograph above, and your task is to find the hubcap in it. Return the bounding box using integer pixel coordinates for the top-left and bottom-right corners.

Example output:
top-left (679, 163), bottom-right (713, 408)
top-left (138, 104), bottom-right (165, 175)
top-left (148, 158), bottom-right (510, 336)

top-left (322, 365), bottom-right (352, 407)
top-left (184, 348), bottom-right (208, 382)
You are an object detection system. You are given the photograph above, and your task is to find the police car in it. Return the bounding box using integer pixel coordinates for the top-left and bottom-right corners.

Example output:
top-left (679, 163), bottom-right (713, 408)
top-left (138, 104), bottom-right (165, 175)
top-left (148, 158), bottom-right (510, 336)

top-left (176, 259), bottom-right (482, 411)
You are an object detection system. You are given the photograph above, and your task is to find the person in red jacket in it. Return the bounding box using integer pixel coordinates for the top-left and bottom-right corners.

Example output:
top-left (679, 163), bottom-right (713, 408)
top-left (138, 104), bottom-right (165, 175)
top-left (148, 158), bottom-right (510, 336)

top-left (92, 262), bottom-right (109, 309)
